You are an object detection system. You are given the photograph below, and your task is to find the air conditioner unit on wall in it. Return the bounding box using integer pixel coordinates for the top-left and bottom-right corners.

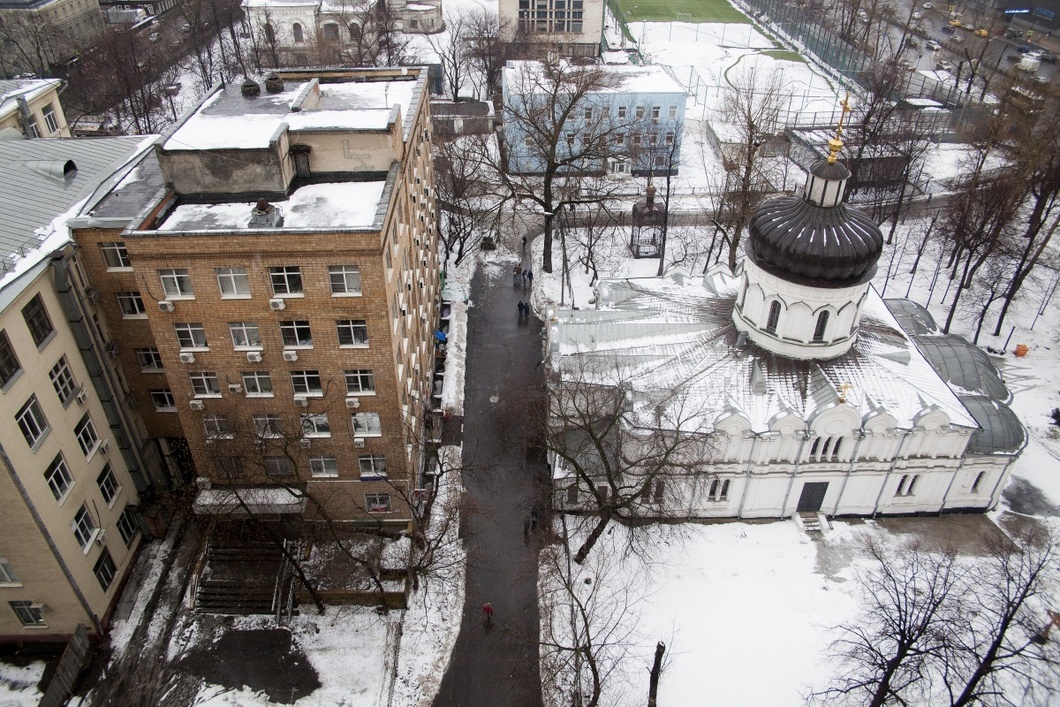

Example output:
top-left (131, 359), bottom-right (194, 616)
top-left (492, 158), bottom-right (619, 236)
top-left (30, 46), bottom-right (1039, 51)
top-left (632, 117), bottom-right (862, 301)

top-left (269, 298), bottom-right (286, 311)
top-left (189, 399), bottom-right (204, 411)
top-left (282, 350), bottom-right (298, 362)
top-left (300, 438), bottom-right (312, 449)
top-left (294, 396), bottom-right (309, 407)
top-left (354, 437), bottom-right (365, 448)
top-left (75, 389), bottom-right (88, 405)
top-left (228, 384), bottom-right (243, 394)
top-left (345, 397), bottom-right (360, 409)
top-left (158, 300), bottom-right (175, 312)
top-left (85, 287), bottom-right (99, 304)
top-left (95, 529), bottom-right (107, 546)
top-left (99, 439), bottom-right (109, 454)
top-left (247, 351), bottom-right (263, 363)
top-left (179, 352), bottom-right (196, 364)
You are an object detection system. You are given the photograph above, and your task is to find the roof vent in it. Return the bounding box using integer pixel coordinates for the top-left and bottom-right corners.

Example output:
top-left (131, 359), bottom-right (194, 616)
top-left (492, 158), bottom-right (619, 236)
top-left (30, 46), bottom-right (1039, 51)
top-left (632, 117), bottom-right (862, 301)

top-left (241, 78), bottom-right (261, 98)
top-left (248, 198), bottom-right (284, 228)
top-left (264, 72), bottom-right (284, 94)
top-left (23, 159), bottom-right (77, 181)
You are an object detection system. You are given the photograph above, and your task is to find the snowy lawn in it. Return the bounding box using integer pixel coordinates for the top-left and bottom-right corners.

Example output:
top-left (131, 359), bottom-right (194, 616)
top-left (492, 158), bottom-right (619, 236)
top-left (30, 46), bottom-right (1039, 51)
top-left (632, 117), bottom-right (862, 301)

top-left (0, 660), bottom-right (46, 706)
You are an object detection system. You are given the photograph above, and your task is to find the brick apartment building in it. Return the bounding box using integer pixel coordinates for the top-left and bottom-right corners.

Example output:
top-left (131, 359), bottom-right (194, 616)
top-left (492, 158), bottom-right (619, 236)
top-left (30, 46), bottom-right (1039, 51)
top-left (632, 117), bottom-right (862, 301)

top-left (69, 67), bottom-right (439, 525)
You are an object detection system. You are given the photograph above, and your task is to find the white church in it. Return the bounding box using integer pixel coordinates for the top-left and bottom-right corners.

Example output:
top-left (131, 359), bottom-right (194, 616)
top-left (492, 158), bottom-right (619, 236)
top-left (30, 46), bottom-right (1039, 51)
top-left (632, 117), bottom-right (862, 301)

top-left (545, 137), bottom-right (1025, 521)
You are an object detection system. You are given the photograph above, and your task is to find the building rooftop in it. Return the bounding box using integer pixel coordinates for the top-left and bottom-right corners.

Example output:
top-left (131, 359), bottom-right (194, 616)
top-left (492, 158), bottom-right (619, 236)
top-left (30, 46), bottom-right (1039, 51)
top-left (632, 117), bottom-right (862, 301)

top-left (503, 60), bottom-right (686, 96)
top-left (0, 78), bottom-right (62, 119)
top-left (163, 76), bottom-right (419, 151)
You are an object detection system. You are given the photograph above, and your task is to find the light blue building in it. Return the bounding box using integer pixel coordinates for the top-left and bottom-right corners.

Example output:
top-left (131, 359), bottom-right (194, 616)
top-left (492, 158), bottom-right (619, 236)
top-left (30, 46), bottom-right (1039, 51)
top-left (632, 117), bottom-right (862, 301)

top-left (501, 60), bottom-right (687, 177)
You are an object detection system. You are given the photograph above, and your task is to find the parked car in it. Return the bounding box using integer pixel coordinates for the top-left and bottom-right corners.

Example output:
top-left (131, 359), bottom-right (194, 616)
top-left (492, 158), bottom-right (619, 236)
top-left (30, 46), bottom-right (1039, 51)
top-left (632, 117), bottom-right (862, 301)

top-left (926, 39), bottom-right (942, 51)
top-left (922, 2), bottom-right (933, 8)
top-left (942, 25), bottom-right (956, 34)
top-left (912, 11), bottom-right (923, 20)
top-left (937, 61), bottom-right (955, 72)
top-left (974, 28), bottom-right (988, 37)
top-left (1017, 44), bottom-right (1033, 53)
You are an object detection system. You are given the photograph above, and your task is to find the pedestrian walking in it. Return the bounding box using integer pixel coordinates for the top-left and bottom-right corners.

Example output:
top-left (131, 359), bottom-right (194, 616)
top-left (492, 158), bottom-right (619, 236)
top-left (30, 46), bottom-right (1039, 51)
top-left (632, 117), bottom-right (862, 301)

top-left (526, 270), bottom-right (534, 287)
top-left (517, 301), bottom-right (526, 319)
top-left (482, 602), bottom-right (494, 627)
top-left (530, 509), bottom-right (539, 531)
top-left (513, 265), bottom-right (521, 285)
top-left (522, 236), bottom-right (527, 251)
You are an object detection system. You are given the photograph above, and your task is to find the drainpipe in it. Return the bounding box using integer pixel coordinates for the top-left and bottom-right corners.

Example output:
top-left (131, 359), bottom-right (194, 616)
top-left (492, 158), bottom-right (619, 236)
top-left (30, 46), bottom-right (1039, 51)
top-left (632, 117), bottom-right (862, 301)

top-left (779, 429), bottom-right (813, 518)
top-left (735, 431), bottom-right (763, 520)
top-left (936, 431), bottom-right (968, 513)
top-left (831, 430), bottom-right (866, 515)
top-left (871, 427), bottom-right (913, 518)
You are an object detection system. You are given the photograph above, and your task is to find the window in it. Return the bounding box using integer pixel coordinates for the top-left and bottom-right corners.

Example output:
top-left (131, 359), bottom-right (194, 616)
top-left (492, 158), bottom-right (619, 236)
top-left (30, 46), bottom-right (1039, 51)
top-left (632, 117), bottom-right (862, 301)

top-left (310, 456), bottom-right (339, 478)
top-left (189, 372), bottom-right (220, 397)
top-left (365, 493), bottom-right (391, 513)
top-left (159, 268), bottom-right (193, 298)
top-left (329, 265), bottom-right (362, 295)
top-left (707, 478), bottom-right (730, 501)
top-left (345, 370), bottom-right (375, 394)
top-left (651, 106), bottom-right (661, 122)
top-left (301, 412), bottom-right (331, 437)
top-left (136, 348), bottom-right (164, 371)
top-left (9, 601), bottom-right (44, 626)
top-left (971, 471), bottom-right (986, 493)
top-left (349, 22), bottom-right (362, 40)
top-left (100, 242), bottom-right (131, 269)
top-left (765, 301), bottom-right (781, 335)
top-left (213, 457), bottom-right (244, 479)
top-left (668, 105), bottom-right (678, 119)
top-left (270, 266), bottom-right (303, 296)
top-left (229, 322), bottom-right (261, 348)
top-left (48, 357), bottom-right (78, 405)
top-left (44, 454), bottom-right (73, 501)
top-left (25, 117), bottom-right (41, 138)
top-left (583, 106), bottom-right (593, 121)
top-left (665, 132), bottom-right (675, 146)
top-left (337, 320), bottom-right (368, 347)
top-left (254, 413), bottom-right (283, 437)
top-left (292, 22), bottom-right (304, 43)
top-left (203, 414), bottom-right (233, 439)
top-left (42, 104), bottom-right (59, 133)
top-left (116, 291), bottom-right (147, 317)
top-left (94, 550), bottom-right (116, 590)
top-left (632, 133), bottom-right (642, 146)
top-left (97, 463), bottom-right (119, 504)
top-left (75, 414), bottom-right (99, 456)
top-left (830, 437), bottom-right (842, 460)
top-left (22, 294), bottom-right (54, 348)
top-left (351, 412), bottom-right (382, 437)
top-left (640, 479), bottom-right (665, 504)
top-left (614, 133), bottom-right (625, 146)
top-left (242, 371), bottom-right (273, 396)
top-left (813, 311), bottom-right (830, 343)
top-left (116, 506), bottom-right (139, 545)
top-left (265, 456), bottom-right (295, 478)
top-left (216, 267), bottom-right (250, 298)
top-left (895, 474), bottom-right (920, 497)
top-left (524, 136), bottom-right (533, 149)
top-left (151, 390), bottom-right (176, 411)
top-left (359, 455), bottom-right (387, 479)
top-left (565, 485), bottom-right (578, 504)
top-left (174, 323), bottom-right (207, 349)
top-left (618, 105), bottom-right (628, 119)
top-left (290, 370), bottom-right (322, 396)
top-left (0, 559), bottom-right (18, 584)
top-left (280, 320), bottom-right (313, 347)
top-left (635, 106), bottom-right (645, 120)
top-left (72, 504), bottom-right (96, 550)
top-left (0, 330), bottom-right (20, 387)
top-left (17, 396), bottom-right (49, 448)
top-left (565, 133), bottom-right (575, 149)
top-left (649, 132), bottom-right (658, 146)
top-left (322, 22), bottom-right (339, 40)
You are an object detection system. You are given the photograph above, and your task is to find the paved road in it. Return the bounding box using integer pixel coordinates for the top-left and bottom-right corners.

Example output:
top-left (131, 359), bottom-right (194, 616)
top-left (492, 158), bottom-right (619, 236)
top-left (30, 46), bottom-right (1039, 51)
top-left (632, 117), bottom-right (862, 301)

top-left (433, 253), bottom-right (548, 706)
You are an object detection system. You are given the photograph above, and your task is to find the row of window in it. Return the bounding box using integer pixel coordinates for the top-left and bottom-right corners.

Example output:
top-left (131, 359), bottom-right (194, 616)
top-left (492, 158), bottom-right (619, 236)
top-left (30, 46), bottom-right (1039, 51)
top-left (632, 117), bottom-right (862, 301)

top-left (23, 103), bottom-right (61, 138)
top-left (761, 301), bottom-right (831, 343)
top-left (193, 411), bottom-right (382, 437)
top-left (0, 294), bottom-right (57, 388)
top-left (213, 453), bottom-right (387, 480)
top-left (18, 396), bottom-right (100, 458)
top-left (567, 477), bottom-right (732, 506)
top-left (150, 368), bottom-right (375, 407)
top-left (172, 320), bottom-right (369, 350)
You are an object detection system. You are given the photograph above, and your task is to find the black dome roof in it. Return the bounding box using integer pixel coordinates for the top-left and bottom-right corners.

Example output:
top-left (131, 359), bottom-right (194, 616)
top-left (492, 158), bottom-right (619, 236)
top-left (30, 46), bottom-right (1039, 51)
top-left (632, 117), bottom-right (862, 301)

top-left (747, 195), bottom-right (883, 286)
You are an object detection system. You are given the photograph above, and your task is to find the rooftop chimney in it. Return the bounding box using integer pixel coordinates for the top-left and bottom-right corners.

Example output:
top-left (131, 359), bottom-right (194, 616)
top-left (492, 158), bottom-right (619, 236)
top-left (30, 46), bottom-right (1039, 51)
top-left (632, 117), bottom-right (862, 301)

top-left (241, 78), bottom-right (261, 98)
top-left (264, 72), bottom-right (284, 94)
top-left (248, 198), bottom-right (284, 228)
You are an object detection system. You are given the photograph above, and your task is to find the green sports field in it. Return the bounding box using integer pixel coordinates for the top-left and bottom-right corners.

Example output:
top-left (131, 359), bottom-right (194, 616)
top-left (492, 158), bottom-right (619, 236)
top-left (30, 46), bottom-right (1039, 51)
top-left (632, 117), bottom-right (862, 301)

top-left (613, 0), bottom-right (750, 24)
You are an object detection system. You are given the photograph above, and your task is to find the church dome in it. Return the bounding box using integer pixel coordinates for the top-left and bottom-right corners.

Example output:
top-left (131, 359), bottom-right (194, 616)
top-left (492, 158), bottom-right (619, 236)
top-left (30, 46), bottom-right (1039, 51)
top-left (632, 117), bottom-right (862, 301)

top-left (747, 159), bottom-right (883, 286)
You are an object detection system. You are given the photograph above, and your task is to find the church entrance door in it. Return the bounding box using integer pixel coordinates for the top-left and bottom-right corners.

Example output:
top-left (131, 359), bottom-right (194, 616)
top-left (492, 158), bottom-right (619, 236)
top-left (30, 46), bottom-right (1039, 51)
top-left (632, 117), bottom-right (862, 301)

top-left (796, 482), bottom-right (828, 513)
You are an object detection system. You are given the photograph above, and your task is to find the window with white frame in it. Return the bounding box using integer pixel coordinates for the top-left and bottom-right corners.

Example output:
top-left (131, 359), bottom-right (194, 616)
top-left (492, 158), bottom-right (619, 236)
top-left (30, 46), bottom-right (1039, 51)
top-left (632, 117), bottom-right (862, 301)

top-left (329, 266), bottom-right (362, 296)
top-left (665, 131), bottom-right (675, 145)
top-left (158, 268), bottom-right (194, 299)
top-left (174, 323), bottom-right (207, 349)
top-left (614, 132), bottom-right (625, 146)
top-left (0, 559), bottom-right (18, 584)
top-left (351, 412), bottom-right (382, 437)
top-left (116, 291), bottom-right (147, 318)
top-left (0, 330), bottom-right (20, 387)
top-left (116, 506), bottom-right (139, 545)
top-left (71, 504), bottom-right (96, 550)
top-left (290, 370), bottom-right (322, 396)
top-left (310, 456), bottom-right (339, 478)
top-left (241, 371), bottom-right (273, 396)
top-left (44, 454), bottom-right (73, 501)
top-left (640, 479), bottom-right (665, 504)
top-left (336, 320), bottom-right (368, 347)
top-left (25, 117), bottom-right (41, 138)
top-left (42, 104), bottom-right (59, 133)
top-left (74, 414), bottom-right (99, 456)
top-left (301, 412), bottom-right (331, 437)
top-left (97, 463), bottom-right (120, 504)
top-left (344, 370), bottom-right (375, 394)
top-left (216, 267), bottom-right (250, 298)
top-left (9, 601), bottom-right (44, 626)
top-left (93, 550), bottom-right (116, 590)
top-left (150, 390), bottom-right (176, 411)
top-left (280, 320), bottom-right (313, 348)
top-left (565, 133), bottom-right (575, 149)
top-left (228, 322), bottom-right (261, 348)
top-left (17, 396), bottom-right (49, 448)
top-left (651, 105), bottom-right (661, 122)
top-left (895, 474), bottom-right (920, 497)
top-left (99, 242), bottom-right (131, 270)
top-left (632, 133), bottom-right (642, 146)
top-left (269, 266), bottom-right (303, 296)
top-left (264, 456), bottom-right (295, 478)
top-left (618, 105), bottom-right (628, 119)
top-left (254, 413), bottom-right (283, 437)
top-left (189, 372), bottom-right (220, 397)
top-left (583, 106), bottom-right (593, 121)
top-left (136, 348), bottom-right (164, 371)
top-left (524, 136), bottom-right (533, 149)
top-left (635, 106), bottom-right (645, 120)
top-left (322, 21), bottom-right (339, 40)
top-left (668, 105), bottom-right (678, 119)
top-left (365, 493), bottom-right (391, 512)
top-left (203, 414), bottom-right (233, 439)
top-left (707, 478), bottom-right (730, 501)
top-left (358, 455), bottom-right (387, 479)
top-left (50, 356), bottom-right (78, 404)
top-left (22, 294), bottom-right (54, 348)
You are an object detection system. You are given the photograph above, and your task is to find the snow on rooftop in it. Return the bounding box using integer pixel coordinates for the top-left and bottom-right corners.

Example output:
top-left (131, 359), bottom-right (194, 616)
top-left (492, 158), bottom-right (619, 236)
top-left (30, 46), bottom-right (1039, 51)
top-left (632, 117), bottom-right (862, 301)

top-left (504, 60), bottom-right (686, 96)
top-left (158, 182), bottom-right (386, 232)
top-left (164, 112), bottom-right (285, 151)
top-left (287, 108), bottom-right (394, 131)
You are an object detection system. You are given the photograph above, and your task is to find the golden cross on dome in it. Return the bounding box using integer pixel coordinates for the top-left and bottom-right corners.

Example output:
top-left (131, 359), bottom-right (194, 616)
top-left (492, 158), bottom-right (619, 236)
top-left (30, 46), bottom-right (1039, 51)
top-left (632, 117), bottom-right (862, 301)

top-left (827, 93), bottom-right (852, 164)
top-left (837, 381), bottom-right (854, 404)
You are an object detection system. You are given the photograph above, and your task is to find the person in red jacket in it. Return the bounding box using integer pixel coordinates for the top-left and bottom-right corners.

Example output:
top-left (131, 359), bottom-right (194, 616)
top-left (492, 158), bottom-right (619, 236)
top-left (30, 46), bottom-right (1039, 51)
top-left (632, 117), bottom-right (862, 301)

top-left (482, 602), bottom-right (494, 627)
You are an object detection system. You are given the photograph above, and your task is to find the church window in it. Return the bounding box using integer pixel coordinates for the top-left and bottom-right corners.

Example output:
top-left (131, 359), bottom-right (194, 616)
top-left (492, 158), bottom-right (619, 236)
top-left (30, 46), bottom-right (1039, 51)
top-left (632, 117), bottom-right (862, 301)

top-left (971, 471), bottom-right (986, 493)
top-left (810, 437), bottom-right (820, 458)
top-left (895, 474), bottom-right (920, 497)
top-left (349, 23), bottom-right (362, 41)
top-left (707, 478), bottom-right (730, 501)
top-left (813, 310), bottom-right (830, 343)
top-left (820, 437), bottom-right (832, 459)
top-left (765, 301), bottom-right (781, 335)
top-left (322, 22), bottom-right (339, 41)
top-left (264, 23), bottom-right (275, 42)
top-left (831, 437), bottom-right (842, 460)
top-left (293, 22), bottom-right (304, 43)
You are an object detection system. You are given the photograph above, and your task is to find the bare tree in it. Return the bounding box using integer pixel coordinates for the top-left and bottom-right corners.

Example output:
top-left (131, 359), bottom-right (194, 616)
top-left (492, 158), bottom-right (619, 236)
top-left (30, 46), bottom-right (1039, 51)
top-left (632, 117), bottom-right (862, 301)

top-left (425, 7), bottom-right (472, 101)
top-left (0, 11), bottom-right (69, 78)
top-left (463, 8), bottom-right (513, 101)
top-left (434, 130), bottom-right (498, 267)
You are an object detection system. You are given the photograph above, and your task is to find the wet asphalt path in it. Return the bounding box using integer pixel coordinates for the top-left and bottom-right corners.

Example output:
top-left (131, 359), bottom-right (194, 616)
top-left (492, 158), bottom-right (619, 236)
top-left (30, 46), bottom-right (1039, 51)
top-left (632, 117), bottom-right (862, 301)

top-left (433, 256), bottom-right (547, 707)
